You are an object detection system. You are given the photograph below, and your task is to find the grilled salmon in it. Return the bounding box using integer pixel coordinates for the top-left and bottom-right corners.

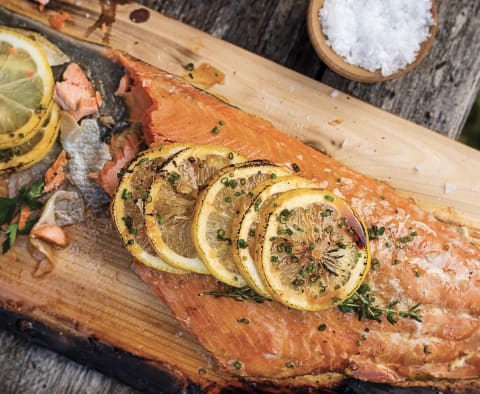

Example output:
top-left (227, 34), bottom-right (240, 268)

top-left (112, 51), bottom-right (480, 390)
top-left (54, 63), bottom-right (101, 121)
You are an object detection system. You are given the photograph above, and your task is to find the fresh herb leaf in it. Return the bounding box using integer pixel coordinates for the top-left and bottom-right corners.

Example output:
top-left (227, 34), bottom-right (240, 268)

top-left (0, 198), bottom-right (16, 226)
top-left (0, 178), bottom-right (45, 252)
top-left (202, 285), bottom-right (268, 303)
top-left (338, 284), bottom-right (422, 324)
top-left (26, 179), bottom-right (45, 200)
top-left (2, 224), bottom-right (18, 254)
top-left (18, 180), bottom-right (45, 209)
top-left (368, 225), bottom-right (385, 240)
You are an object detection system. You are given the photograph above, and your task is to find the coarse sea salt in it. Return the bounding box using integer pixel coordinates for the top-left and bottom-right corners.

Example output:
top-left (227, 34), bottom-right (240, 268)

top-left (320, 0), bottom-right (434, 76)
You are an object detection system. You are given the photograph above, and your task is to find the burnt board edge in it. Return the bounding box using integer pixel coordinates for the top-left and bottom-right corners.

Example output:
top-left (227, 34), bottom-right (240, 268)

top-left (0, 307), bottom-right (204, 393)
top-left (0, 305), bottom-right (457, 394)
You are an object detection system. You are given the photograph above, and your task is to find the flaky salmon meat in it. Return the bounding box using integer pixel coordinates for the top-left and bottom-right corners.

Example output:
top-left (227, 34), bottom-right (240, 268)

top-left (113, 52), bottom-right (480, 390)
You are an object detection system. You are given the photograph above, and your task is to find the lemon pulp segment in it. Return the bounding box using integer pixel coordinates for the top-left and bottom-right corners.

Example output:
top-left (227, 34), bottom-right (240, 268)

top-left (255, 188), bottom-right (370, 311)
top-left (145, 145), bottom-right (246, 274)
top-left (0, 28), bottom-right (54, 149)
top-left (232, 175), bottom-right (319, 297)
top-left (192, 160), bottom-right (290, 287)
top-left (112, 143), bottom-right (191, 274)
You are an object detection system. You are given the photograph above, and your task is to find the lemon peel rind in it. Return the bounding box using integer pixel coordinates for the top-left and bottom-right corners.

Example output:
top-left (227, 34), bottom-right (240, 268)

top-left (145, 145), bottom-right (246, 274)
top-left (0, 28), bottom-right (54, 149)
top-left (0, 103), bottom-right (60, 174)
top-left (192, 160), bottom-right (290, 287)
top-left (232, 176), bottom-right (320, 297)
top-left (256, 188), bottom-right (371, 312)
top-left (112, 143), bottom-right (191, 275)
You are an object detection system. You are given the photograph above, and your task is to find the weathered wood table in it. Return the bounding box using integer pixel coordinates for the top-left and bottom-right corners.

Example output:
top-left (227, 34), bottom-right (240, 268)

top-left (0, 0), bottom-right (479, 393)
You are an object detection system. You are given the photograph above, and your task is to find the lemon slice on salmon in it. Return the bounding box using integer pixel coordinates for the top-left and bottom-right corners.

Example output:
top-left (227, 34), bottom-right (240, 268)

top-left (0, 103), bottom-right (60, 173)
top-left (255, 188), bottom-right (370, 311)
top-left (145, 145), bottom-right (246, 274)
top-left (0, 27), bottom-right (54, 149)
top-left (112, 143), bottom-right (191, 274)
top-left (231, 176), bottom-right (319, 297)
top-left (192, 161), bottom-right (290, 287)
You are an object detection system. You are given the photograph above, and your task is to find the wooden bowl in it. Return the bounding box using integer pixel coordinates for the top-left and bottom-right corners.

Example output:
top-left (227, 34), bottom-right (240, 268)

top-left (307, 0), bottom-right (438, 83)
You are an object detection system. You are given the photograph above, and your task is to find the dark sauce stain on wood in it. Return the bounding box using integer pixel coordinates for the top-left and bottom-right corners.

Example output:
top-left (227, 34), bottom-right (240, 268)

top-left (129, 8), bottom-right (150, 24)
top-left (85, 0), bottom-right (134, 43)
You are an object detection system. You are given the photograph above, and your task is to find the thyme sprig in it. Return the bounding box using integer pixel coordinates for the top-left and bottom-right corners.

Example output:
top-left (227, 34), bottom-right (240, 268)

top-left (201, 285), bottom-right (268, 303)
top-left (338, 284), bottom-right (422, 324)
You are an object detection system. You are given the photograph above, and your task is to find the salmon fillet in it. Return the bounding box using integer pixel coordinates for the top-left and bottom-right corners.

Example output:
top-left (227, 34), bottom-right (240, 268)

top-left (54, 63), bottom-right (101, 121)
top-left (113, 52), bottom-right (480, 389)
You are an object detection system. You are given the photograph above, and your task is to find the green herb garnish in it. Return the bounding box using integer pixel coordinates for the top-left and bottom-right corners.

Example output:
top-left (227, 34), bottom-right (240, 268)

top-left (202, 285), bottom-right (267, 303)
top-left (237, 239), bottom-right (248, 249)
top-left (0, 179), bottom-right (46, 254)
top-left (368, 225), bottom-right (385, 240)
top-left (318, 323), bottom-right (327, 331)
top-left (338, 284), bottom-right (422, 324)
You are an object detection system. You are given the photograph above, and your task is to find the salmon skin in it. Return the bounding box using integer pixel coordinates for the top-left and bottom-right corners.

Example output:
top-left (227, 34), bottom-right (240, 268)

top-left (113, 52), bottom-right (480, 390)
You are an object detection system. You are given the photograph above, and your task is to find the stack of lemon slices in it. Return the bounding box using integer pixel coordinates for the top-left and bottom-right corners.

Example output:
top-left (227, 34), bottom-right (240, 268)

top-left (0, 27), bottom-right (59, 173)
top-left (113, 144), bottom-right (371, 311)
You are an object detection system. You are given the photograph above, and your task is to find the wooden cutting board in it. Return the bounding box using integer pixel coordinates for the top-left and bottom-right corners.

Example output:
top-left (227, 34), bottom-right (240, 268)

top-left (0, 1), bottom-right (479, 392)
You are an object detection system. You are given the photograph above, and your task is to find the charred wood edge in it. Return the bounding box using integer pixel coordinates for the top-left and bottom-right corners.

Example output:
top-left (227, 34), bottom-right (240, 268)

top-left (0, 306), bottom-right (203, 394)
top-left (0, 305), bottom-right (448, 394)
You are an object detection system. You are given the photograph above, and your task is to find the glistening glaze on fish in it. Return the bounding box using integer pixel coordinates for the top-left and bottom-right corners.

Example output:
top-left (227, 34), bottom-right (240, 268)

top-left (112, 51), bottom-right (479, 390)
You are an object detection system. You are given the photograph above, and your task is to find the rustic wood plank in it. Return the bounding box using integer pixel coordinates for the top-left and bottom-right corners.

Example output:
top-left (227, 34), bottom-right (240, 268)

top-left (0, 1), bottom-right (479, 393)
top-left (141, 0), bottom-right (326, 79)
top-left (139, 0), bottom-right (480, 139)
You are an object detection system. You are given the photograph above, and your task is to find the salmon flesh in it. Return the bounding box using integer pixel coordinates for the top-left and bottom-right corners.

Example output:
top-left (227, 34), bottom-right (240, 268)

top-left (113, 52), bottom-right (480, 390)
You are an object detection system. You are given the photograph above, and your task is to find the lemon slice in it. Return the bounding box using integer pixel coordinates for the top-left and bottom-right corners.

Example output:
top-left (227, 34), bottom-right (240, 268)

top-left (0, 28), bottom-right (54, 149)
top-left (255, 188), bottom-right (370, 311)
top-left (192, 160), bottom-right (290, 287)
top-left (231, 176), bottom-right (319, 297)
top-left (9, 27), bottom-right (70, 66)
top-left (0, 103), bottom-right (60, 173)
top-left (145, 145), bottom-right (245, 274)
top-left (111, 143), bottom-right (191, 274)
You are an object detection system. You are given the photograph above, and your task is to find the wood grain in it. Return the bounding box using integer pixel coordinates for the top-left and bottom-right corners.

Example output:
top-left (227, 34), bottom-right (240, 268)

top-left (140, 0), bottom-right (480, 140)
top-left (0, 0), bottom-right (479, 393)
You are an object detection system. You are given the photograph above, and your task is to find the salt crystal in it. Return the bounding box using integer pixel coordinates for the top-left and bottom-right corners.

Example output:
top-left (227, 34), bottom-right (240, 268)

top-left (414, 163), bottom-right (425, 172)
top-left (329, 89), bottom-right (339, 98)
top-left (318, 180), bottom-right (329, 189)
top-left (444, 182), bottom-right (457, 194)
top-left (319, 0), bottom-right (434, 76)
